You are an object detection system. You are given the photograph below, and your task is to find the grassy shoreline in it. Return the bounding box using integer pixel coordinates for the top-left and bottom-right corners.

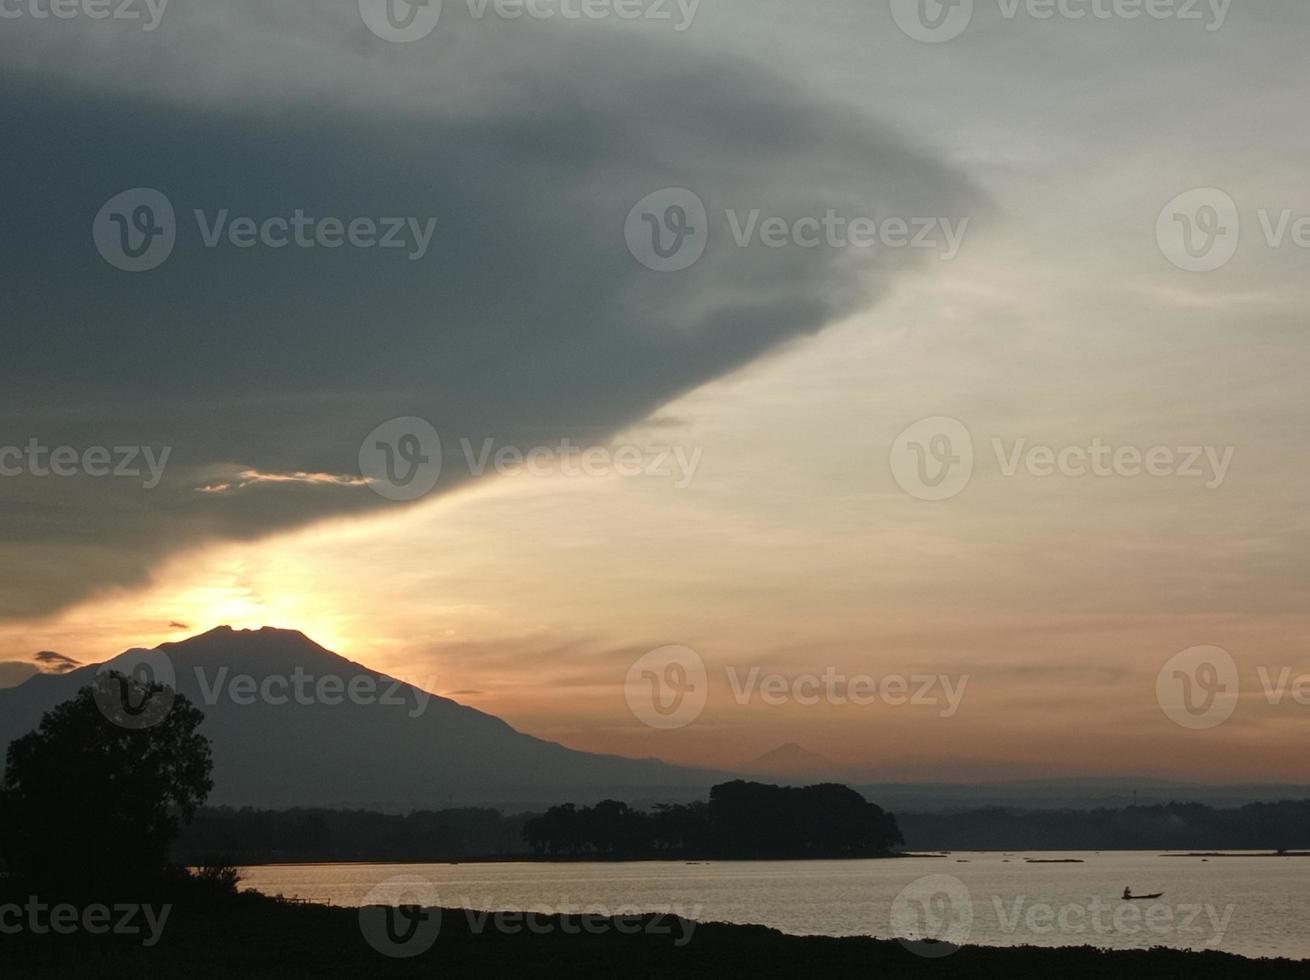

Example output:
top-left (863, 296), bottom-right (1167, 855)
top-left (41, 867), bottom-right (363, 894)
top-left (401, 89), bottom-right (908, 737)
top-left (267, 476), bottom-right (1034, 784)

top-left (3, 893), bottom-right (1305, 978)
top-left (221, 848), bottom-right (1302, 867)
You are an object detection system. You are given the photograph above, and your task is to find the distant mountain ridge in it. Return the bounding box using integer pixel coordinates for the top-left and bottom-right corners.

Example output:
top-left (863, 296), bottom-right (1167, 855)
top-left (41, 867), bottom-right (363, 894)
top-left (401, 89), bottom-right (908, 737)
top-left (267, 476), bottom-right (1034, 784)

top-left (744, 743), bottom-right (838, 780)
top-left (0, 627), bottom-right (725, 809)
top-left (3, 627), bottom-right (1304, 813)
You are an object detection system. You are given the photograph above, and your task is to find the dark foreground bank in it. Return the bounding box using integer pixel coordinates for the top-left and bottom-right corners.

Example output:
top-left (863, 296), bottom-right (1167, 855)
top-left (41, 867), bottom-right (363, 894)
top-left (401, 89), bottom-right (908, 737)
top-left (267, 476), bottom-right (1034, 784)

top-left (1, 894), bottom-right (1304, 979)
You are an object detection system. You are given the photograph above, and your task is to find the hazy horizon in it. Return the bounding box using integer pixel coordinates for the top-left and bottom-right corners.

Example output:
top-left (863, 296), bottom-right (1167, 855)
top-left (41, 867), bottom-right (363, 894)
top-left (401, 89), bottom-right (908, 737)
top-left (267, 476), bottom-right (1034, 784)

top-left (4, 1), bottom-right (1310, 786)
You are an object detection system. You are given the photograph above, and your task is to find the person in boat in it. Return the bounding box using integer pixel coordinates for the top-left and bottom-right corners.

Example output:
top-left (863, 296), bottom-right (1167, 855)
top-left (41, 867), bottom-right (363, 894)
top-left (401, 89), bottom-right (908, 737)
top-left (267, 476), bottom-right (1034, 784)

top-left (1123, 887), bottom-right (1132, 900)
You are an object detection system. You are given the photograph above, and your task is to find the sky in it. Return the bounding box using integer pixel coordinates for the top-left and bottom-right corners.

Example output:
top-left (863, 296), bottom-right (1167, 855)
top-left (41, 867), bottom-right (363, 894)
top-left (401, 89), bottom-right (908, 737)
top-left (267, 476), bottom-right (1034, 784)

top-left (1, 0), bottom-right (1308, 783)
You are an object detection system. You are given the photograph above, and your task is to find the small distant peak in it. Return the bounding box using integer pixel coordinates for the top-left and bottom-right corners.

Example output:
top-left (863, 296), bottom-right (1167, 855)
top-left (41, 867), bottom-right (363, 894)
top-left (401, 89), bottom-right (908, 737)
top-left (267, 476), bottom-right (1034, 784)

top-left (754, 742), bottom-right (825, 762)
top-left (157, 625), bottom-right (346, 672)
top-left (258, 626), bottom-right (311, 639)
top-left (190, 625), bottom-right (311, 641)
top-left (747, 743), bottom-right (835, 778)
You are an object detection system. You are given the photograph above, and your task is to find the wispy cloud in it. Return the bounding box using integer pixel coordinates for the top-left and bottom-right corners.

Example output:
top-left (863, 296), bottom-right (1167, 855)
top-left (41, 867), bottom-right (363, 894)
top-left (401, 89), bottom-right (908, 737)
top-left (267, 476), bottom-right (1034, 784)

top-left (197, 469), bottom-right (371, 494)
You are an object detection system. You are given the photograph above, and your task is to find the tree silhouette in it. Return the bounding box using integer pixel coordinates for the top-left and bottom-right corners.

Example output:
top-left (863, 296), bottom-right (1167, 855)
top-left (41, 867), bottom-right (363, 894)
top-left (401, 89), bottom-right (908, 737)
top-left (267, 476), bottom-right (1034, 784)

top-left (0, 672), bottom-right (213, 896)
top-left (523, 782), bottom-right (902, 858)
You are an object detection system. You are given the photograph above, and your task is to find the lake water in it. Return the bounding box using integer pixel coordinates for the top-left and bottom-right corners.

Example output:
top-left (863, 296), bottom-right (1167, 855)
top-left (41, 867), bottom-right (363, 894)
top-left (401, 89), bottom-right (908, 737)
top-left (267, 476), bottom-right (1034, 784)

top-left (239, 852), bottom-right (1310, 961)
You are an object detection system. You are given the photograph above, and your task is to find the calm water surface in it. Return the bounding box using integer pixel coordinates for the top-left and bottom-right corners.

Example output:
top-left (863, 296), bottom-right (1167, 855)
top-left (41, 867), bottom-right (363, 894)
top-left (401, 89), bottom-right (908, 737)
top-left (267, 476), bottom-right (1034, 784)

top-left (240, 852), bottom-right (1310, 961)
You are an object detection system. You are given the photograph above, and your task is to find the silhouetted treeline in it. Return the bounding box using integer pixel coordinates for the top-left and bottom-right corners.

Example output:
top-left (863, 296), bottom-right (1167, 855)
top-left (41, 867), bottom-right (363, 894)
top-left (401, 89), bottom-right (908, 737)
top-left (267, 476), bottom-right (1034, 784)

top-left (174, 797), bottom-right (1310, 865)
top-left (176, 783), bottom-right (900, 863)
top-left (524, 781), bottom-right (902, 858)
top-left (176, 806), bottom-right (534, 864)
top-left (897, 801), bottom-right (1310, 851)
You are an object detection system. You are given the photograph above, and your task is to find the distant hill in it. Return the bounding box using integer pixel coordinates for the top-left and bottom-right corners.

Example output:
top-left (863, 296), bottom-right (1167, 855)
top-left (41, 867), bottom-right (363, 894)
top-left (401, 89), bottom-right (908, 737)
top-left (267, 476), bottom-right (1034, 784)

top-left (743, 743), bottom-right (838, 781)
top-left (896, 800), bottom-right (1310, 851)
top-left (851, 779), bottom-right (1310, 812)
top-left (0, 627), bottom-right (725, 810)
top-left (4, 627), bottom-right (1304, 813)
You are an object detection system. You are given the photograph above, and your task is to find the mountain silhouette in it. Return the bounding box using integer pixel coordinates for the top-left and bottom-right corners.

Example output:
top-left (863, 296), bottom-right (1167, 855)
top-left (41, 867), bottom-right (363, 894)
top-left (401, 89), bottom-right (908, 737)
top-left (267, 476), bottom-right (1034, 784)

top-left (744, 743), bottom-right (838, 781)
top-left (0, 627), bottom-right (723, 809)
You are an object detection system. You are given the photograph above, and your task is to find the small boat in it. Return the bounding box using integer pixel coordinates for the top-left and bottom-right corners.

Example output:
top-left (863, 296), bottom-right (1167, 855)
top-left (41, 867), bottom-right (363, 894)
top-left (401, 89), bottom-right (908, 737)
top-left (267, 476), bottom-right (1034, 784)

top-left (1122, 892), bottom-right (1164, 901)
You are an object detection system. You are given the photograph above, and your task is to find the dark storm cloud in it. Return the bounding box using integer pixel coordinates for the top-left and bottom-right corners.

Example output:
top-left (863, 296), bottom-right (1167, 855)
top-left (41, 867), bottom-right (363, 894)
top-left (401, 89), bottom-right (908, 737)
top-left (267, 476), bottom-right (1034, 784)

top-left (0, 3), bottom-right (977, 618)
top-left (0, 650), bottom-right (81, 688)
top-left (32, 651), bottom-right (81, 672)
